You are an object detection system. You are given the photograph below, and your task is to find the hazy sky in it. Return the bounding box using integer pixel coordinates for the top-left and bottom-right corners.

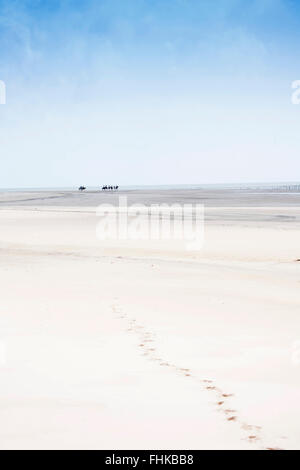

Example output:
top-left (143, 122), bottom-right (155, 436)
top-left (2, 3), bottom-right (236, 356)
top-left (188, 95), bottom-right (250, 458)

top-left (0, 0), bottom-right (300, 187)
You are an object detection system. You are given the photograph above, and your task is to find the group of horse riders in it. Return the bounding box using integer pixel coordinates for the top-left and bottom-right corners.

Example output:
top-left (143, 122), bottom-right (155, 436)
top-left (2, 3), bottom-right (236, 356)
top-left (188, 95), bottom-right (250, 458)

top-left (102, 185), bottom-right (119, 191)
top-left (78, 185), bottom-right (119, 191)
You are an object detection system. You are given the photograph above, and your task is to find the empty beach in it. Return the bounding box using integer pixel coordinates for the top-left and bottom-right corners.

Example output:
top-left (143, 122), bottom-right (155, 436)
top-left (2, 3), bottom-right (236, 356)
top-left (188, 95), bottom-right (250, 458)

top-left (0, 187), bottom-right (300, 449)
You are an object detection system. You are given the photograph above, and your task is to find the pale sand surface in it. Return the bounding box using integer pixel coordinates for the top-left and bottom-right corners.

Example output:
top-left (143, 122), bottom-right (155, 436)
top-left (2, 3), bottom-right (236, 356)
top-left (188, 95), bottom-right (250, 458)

top-left (0, 189), bottom-right (300, 449)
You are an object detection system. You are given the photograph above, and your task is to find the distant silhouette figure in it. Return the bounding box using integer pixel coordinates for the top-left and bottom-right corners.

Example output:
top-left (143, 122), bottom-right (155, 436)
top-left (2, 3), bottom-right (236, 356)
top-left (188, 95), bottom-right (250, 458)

top-left (78, 186), bottom-right (86, 191)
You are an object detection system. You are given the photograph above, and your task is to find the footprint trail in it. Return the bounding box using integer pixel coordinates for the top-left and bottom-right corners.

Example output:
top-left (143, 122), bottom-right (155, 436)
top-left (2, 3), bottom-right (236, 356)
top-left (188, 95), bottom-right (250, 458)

top-left (112, 303), bottom-right (285, 450)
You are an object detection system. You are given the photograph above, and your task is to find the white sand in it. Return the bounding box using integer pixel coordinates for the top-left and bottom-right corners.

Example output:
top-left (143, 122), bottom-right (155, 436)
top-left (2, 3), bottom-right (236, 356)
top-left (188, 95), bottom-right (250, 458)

top-left (0, 189), bottom-right (300, 449)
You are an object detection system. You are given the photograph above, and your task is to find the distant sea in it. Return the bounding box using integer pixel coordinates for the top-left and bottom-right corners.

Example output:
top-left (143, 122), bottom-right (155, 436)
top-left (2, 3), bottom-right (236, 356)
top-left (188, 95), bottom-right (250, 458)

top-left (0, 182), bottom-right (300, 192)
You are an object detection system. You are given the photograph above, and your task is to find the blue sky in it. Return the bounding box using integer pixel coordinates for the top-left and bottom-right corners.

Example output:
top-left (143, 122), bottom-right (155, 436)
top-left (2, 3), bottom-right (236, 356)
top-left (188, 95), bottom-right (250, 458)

top-left (0, 0), bottom-right (300, 187)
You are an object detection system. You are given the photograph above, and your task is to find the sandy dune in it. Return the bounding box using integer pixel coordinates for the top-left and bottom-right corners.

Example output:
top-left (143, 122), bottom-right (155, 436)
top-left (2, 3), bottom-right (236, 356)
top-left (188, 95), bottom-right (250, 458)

top-left (0, 189), bottom-right (299, 449)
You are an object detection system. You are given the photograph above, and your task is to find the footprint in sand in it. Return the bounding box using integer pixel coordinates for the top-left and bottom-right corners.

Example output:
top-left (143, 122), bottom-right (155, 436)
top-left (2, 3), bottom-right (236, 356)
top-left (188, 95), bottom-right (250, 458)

top-left (247, 435), bottom-right (260, 443)
top-left (177, 368), bottom-right (190, 374)
top-left (242, 423), bottom-right (261, 432)
top-left (224, 409), bottom-right (237, 415)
